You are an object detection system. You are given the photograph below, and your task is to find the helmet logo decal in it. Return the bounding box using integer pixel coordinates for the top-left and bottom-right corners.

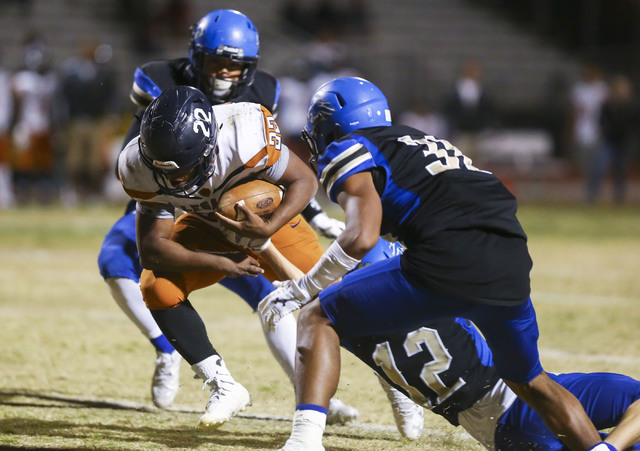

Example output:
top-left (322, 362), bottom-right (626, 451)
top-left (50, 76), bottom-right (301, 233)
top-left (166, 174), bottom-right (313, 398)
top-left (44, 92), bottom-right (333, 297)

top-left (216, 45), bottom-right (244, 58)
top-left (193, 108), bottom-right (212, 137)
top-left (309, 100), bottom-right (336, 124)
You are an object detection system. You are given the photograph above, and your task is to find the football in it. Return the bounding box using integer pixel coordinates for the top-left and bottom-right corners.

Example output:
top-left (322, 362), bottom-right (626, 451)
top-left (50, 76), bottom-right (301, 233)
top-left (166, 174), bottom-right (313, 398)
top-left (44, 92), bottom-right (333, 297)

top-left (217, 179), bottom-right (283, 221)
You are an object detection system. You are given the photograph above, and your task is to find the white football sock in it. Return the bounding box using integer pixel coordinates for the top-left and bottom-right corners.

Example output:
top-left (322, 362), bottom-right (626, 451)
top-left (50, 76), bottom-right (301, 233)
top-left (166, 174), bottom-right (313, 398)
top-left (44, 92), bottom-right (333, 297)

top-left (285, 408), bottom-right (326, 449)
top-left (260, 310), bottom-right (297, 385)
top-left (106, 277), bottom-right (163, 339)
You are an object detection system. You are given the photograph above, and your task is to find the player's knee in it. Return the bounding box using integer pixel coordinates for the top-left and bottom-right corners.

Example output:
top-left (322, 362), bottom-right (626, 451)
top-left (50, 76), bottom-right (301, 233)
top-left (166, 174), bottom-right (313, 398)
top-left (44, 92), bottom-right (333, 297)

top-left (140, 274), bottom-right (184, 310)
top-left (297, 299), bottom-right (327, 328)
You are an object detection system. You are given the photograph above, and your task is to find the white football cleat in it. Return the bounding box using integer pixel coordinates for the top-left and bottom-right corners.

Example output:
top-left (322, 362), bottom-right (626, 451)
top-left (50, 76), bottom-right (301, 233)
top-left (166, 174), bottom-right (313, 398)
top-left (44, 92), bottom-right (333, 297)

top-left (197, 360), bottom-right (251, 429)
top-left (326, 398), bottom-right (359, 425)
top-left (151, 350), bottom-right (181, 409)
top-left (377, 374), bottom-right (424, 440)
top-left (279, 444), bottom-right (325, 451)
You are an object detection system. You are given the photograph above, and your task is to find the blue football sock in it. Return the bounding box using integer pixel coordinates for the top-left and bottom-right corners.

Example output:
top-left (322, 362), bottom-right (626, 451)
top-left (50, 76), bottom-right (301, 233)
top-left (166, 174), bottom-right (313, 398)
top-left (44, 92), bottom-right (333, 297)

top-left (150, 334), bottom-right (176, 354)
top-left (296, 403), bottom-right (328, 415)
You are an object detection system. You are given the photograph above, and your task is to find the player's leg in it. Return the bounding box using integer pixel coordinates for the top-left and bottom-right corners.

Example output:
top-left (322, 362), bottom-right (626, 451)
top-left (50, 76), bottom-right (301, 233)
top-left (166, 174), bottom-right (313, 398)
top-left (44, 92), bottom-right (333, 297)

top-left (261, 215), bottom-right (359, 425)
top-left (142, 214), bottom-right (250, 428)
top-left (97, 209), bottom-right (181, 408)
top-left (280, 300), bottom-right (340, 451)
top-left (105, 277), bottom-right (181, 408)
top-left (607, 399), bottom-right (640, 450)
top-left (470, 300), bottom-right (602, 450)
top-left (144, 272), bottom-right (251, 428)
top-left (496, 372), bottom-right (640, 450)
top-left (375, 374), bottom-right (424, 440)
top-left (281, 256), bottom-right (424, 449)
top-left (219, 275), bottom-right (298, 383)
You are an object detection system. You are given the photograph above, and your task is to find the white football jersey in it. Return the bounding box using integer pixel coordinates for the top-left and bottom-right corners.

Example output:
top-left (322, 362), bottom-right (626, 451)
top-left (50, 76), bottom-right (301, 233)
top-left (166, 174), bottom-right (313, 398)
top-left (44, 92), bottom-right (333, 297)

top-left (118, 102), bottom-right (290, 223)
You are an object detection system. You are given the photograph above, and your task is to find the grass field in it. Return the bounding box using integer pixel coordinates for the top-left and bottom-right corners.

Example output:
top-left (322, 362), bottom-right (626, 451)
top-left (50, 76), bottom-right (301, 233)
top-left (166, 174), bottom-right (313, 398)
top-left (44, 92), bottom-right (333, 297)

top-left (1, 202), bottom-right (640, 450)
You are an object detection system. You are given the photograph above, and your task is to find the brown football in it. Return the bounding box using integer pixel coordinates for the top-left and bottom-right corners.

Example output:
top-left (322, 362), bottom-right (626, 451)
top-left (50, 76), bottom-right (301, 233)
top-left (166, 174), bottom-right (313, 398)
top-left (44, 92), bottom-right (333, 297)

top-left (217, 179), bottom-right (283, 221)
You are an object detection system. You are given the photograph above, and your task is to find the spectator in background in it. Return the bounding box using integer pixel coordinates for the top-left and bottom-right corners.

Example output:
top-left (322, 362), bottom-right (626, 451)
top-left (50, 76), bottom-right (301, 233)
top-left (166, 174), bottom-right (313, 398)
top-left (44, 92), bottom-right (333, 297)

top-left (541, 72), bottom-right (573, 159)
top-left (443, 59), bottom-right (498, 163)
top-left (0, 47), bottom-right (14, 209)
top-left (398, 101), bottom-right (449, 140)
top-left (586, 74), bottom-right (639, 204)
top-left (10, 32), bottom-right (59, 205)
top-left (569, 63), bottom-right (608, 177)
top-left (60, 40), bottom-right (119, 205)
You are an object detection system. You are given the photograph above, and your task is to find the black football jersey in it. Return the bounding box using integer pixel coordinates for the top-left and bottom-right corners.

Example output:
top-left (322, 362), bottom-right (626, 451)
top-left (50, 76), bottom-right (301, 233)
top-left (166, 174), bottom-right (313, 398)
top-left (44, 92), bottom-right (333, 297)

top-left (316, 125), bottom-right (533, 304)
top-left (129, 57), bottom-right (279, 113)
top-left (116, 57), bottom-right (280, 172)
top-left (344, 318), bottom-right (500, 426)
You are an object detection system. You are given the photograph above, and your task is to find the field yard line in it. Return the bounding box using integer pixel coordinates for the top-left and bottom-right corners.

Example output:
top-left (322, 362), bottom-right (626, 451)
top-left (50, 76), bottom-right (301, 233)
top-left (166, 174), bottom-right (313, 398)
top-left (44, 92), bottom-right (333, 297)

top-left (540, 348), bottom-right (640, 365)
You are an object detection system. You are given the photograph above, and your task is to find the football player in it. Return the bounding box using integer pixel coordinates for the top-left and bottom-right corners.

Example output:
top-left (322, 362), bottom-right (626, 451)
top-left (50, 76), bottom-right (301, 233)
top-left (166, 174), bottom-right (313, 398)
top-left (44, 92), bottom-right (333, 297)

top-left (330, 238), bottom-right (640, 450)
top-left (118, 84), bottom-right (319, 428)
top-left (97, 9), bottom-right (356, 423)
top-left (259, 77), bottom-right (610, 451)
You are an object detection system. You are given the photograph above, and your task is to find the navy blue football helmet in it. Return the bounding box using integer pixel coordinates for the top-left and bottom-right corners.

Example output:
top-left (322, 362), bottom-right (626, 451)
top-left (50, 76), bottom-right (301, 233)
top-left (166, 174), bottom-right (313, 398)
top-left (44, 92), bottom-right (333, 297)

top-left (139, 86), bottom-right (217, 198)
top-left (189, 9), bottom-right (259, 103)
top-left (302, 77), bottom-right (392, 164)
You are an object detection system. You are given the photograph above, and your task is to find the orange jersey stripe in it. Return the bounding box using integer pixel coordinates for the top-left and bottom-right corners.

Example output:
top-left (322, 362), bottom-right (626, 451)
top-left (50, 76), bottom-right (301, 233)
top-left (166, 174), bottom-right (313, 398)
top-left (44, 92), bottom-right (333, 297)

top-left (244, 105), bottom-right (283, 169)
top-left (123, 186), bottom-right (161, 201)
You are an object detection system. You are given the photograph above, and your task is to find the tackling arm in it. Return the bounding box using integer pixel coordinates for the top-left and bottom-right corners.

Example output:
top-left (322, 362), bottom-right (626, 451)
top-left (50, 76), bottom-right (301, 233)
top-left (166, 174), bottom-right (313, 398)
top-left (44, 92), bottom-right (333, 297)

top-left (258, 171), bottom-right (382, 331)
top-left (334, 171), bottom-right (383, 259)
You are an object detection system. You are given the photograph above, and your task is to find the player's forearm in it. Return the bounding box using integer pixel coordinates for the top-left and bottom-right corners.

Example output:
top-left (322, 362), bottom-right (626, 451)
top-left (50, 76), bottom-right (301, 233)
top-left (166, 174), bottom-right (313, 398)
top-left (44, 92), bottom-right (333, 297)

top-left (267, 177), bottom-right (316, 234)
top-left (139, 238), bottom-right (229, 272)
top-left (295, 240), bottom-right (361, 299)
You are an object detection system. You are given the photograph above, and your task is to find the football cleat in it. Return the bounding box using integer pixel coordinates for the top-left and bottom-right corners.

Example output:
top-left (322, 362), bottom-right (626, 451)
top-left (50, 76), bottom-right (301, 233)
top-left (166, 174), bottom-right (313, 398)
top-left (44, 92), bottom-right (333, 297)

top-left (151, 350), bottom-right (181, 409)
top-left (279, 444), bottom-right (325, 451)
top-left (197, 364), bottom-right (251, 429)
top-left (377, 374), bottom-right (424, 440)
top-left (326, 398), bottom-right (359, 425)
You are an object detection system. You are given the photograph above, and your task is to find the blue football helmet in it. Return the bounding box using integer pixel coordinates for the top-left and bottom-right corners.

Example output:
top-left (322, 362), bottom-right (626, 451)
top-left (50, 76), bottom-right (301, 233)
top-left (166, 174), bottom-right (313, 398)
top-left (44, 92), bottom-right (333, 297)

top-left (302, 77), bottom-right (392, 164)
top-left (189, 9), bottom-right (259, 103)
top-left (349, 238), bottom-right (404, 274)
top-left (139, 86), bottom-right (217, 198)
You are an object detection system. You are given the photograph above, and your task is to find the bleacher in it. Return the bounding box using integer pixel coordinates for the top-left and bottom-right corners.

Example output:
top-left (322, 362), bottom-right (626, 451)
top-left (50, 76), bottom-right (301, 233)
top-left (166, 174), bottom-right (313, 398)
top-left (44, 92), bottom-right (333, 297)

top-left (0, 0), bottom-right (583, 113)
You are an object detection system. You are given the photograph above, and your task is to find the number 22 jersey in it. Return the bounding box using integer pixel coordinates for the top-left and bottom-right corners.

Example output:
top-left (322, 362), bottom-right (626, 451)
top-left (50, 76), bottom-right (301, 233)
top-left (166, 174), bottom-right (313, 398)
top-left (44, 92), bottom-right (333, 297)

top-left (316, 125), bottom-right (533, 305)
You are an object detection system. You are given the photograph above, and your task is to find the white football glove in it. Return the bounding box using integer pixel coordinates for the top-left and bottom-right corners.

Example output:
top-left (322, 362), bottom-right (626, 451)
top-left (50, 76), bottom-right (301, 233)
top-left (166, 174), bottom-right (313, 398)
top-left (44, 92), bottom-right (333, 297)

top-left (310, 212), bottom-right (345, 239)
top-left (258, 280), bottom-right (313, 332)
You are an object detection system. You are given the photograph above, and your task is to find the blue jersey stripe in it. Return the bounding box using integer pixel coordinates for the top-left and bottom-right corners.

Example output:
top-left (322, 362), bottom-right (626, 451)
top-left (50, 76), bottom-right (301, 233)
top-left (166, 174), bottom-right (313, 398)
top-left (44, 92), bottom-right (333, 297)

top-left (133, 67), bottom-right (163, 100)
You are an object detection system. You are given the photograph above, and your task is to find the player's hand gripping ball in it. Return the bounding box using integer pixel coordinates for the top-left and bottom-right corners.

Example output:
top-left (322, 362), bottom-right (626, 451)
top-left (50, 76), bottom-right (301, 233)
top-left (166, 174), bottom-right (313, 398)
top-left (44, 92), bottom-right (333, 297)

top-left (216, 179), bottom-right (283, 253)
top-left (217, 179), bottom-right (283, 221)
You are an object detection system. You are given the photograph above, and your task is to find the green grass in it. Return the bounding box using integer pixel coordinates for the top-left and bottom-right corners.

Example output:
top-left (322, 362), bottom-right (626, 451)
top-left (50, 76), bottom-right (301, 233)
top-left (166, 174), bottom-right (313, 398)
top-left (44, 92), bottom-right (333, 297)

top-left (1, 203), bottom-right (639, 449)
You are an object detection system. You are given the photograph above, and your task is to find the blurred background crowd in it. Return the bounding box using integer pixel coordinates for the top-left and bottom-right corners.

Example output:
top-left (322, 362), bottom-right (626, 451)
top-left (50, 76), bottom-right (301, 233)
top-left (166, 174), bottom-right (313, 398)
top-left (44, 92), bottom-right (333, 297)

top-left (0, 0), bottom-right (639, 208)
